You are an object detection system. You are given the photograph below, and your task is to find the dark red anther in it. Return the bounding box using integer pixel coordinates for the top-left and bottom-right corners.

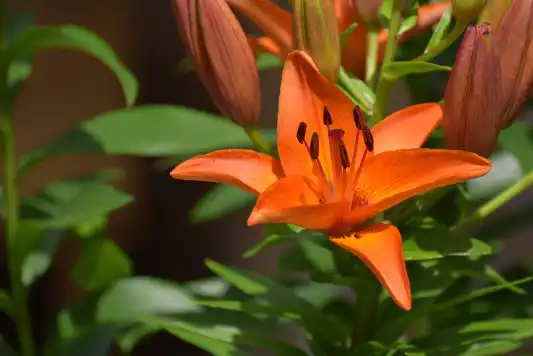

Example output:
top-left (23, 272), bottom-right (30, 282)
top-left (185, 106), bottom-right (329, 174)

top-left (339, 139), bottom-right (350, 168)
top-left (310, 132), bottom-right (320, 159)
top-left (353, 106), bottom-right (364, 130)
top-left (362, 126), bottom-right (374, 152)
top-left (297, 121), bottom-right (307, 144)
top-left (323, 107), bottom-right (333, 126)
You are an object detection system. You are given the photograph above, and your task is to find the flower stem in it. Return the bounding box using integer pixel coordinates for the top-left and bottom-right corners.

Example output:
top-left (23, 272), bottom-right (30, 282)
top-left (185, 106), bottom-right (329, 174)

top-left (455, 170), bottom-right (533, 230)
top-left (0, 118), bottom-right (36, 356)
top-left (416, 21), bottom-right (468, 62)
top-left (365, 29), bottom-right (379, 87)
top-left (370, 0), bottom-right (403, 126)
top-left (244, 126), bottom-right (272, 155)
top-left (0, 1), bottom-right (36, 354)
top-left (351, 268), bottom-right (380, 348)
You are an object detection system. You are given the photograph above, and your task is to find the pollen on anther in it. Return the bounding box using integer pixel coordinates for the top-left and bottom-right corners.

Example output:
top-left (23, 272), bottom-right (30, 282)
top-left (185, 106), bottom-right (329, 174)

top-left (339, 139), bottom-right (350, 168)
top-left (310, 132), bottom-right (320, 159)
top-left (323, 108), bottom-right (333, 126)
top-left (297, 122), bottom-right (307, 144)
top-left (362, 126), bottom-right (374, 152)
top-left (353, 106), bottom-right (364, 130)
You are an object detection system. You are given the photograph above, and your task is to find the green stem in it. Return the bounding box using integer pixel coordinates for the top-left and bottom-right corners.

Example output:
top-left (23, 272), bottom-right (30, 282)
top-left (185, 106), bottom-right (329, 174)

top-left (244, 126), bottom-right (272, 155)
top-left (0, 118), bottom-right (35, 356)
top-left (365, 29), bottom-right (379, 87)
top-left (370, 0), bottom-right (403, 126)
top-left (455, 170), bottom-right (533, 230)
top-left (351, 268), bottom-right (381, 348)
top-left (370, 77), bottom-right (394, 126)
top-left (416, 21), bottom-right (468, 62)
top-left (382, 0), bottom-right (403, 69)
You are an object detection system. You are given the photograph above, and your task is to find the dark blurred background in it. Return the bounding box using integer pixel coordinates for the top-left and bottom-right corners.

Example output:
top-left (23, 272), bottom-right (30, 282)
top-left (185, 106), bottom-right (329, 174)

top-left (6, 0), bottom-right (281, 354)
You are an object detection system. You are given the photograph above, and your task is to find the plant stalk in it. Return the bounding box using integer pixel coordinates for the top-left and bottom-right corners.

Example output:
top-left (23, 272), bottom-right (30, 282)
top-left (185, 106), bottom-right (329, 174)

top-left (454, 170), bottom-right (533, 230)
top-left (365, 29), bottom-right (379, 87)
top-left (370, 0), bottom-right (403, 125)
top-left (351, 268), bottom-right (381, 349)
top-left (1, 118), bottom-right (35, 356)
top-left (416, 21), bottom-right (468, 62)
top-left (244, 126), bottom-right (272, 155)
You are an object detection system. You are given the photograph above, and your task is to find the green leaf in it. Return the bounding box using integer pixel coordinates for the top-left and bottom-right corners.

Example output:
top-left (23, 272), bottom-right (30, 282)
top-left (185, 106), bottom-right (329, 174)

top-left (340, 23), bottom-right (358, 50)
top-left (5, 25), bottom-right (138, 105)
top-left (243, 224), bottom-right (302, 258)
top-left (154, 317), bottom-right (308, 356)
top-left (498, 121), bottom-right (533, 172)
top-left (0, 290), bottom-right (12, 315)
top-left (117, 324), bottom-right (158, 353)
top-left (96, 276), bottom-right (201, 323)
top-left (20, 178), bottom-right (133, 229)
top-left (72, 238), bottom-right (133, 290)
top-left (18, 106), bottom-right (259, 176)
top-left (191, 184), bottom-right (255, 224)
top-left (256, 53), bottom-right (282, 70)
top-left (377, 277), bottom-right (533, 343)
top-left (0, 336), bottom-right (17, 356)
top-left (45, 325), bottom-right (120, 356)
top-left (158, 319), bottom-right (247, 356)
top-left (338, 69), bottom-right (376, 113)
top-left (425, 8), bottom-right (452, 51)
top-left (411, 319), bottom-right (533, 356)
top-left (205, 259), bottom-right (345, 342)
top-left (298, 237), bottom-right (336, 273)
top-left (20, 229), bottom-right (62, 287)
top-left (402, 218), bottom-right (492, 261)
top-left (382, 61), bottom-right (451, 80)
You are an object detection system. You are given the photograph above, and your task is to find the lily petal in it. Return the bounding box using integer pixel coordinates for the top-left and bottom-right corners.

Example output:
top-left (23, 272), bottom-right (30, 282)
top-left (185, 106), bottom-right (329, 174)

top-left (278, 51), bottom-right (357, 178)
top-left (248, 36), bottom-right (284, 58)
top-left (170, 149), bottom-right (284, 195)
top-left (343, 149), bottom-right (491, 226)
top-left (227, 0), bottom-right (293, 55)
top-left (330, 223), bottom-right (411, 310)
top-left (372, 103), bottom-right (443, 154)
top-left (248, 175), bottom-right (350, 230)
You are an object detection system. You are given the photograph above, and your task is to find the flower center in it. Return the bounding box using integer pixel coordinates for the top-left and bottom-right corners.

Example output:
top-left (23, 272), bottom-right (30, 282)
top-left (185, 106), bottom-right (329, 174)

top-left (296, 106), bottom-right (374, 208)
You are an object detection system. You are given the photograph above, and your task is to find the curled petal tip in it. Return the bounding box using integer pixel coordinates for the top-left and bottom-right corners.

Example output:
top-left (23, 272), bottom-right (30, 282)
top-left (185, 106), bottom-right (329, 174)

top-left (330, 224), bottom-right (412, 311)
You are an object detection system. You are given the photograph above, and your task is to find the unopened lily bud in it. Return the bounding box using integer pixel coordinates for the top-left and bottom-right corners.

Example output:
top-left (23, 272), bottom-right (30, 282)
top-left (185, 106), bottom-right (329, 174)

top-left (442, 23), bottom-right (501, 157)
top-left (173, 0), bottom-right (261, 126)
top-left (293, 0), bottom-right (341, 82)
top-left (452, 0), bottom-right (487, 22)
top-left (354, 0), bottom-right (384, 28)
top-left (493, 0), bottom-right (533, 128)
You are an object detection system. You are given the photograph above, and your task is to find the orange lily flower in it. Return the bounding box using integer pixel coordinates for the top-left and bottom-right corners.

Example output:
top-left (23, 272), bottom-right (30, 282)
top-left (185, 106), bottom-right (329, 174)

top-left (228, 0), bottom-right (451, 77)
top-left (171, 51), bottom-right (491, 310)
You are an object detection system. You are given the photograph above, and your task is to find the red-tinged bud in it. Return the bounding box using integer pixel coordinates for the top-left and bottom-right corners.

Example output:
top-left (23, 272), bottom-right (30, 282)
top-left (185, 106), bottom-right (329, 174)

top-left (452, 0), bottom-right (487, 22)
top-left (492, 0), bottom-right (533, 128)
top-left (293, 0), bottom-right (341, 82)
top-left (478, 0), bottom-right (511, 31)
top-left (354, 0), bottom-right (384, 28)
top-left (173, 0), bottom-right (261, 126)
top-left (442, 23), bottom-right (502, 157)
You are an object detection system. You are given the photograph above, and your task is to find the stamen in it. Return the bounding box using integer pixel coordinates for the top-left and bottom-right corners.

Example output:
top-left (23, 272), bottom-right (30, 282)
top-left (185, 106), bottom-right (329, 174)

top-left (339, 139), bottom-right (350, 169)
top-left (362, 126), bottom-right (374, 152)
top-left (310, 132), bottom-right (320, 159)
top-left (297, 122), bottom-right (307, 144)
top-left (323, 107), bottom-right (333, 126)
top-left (353, 106), bottom-right (364, 130)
